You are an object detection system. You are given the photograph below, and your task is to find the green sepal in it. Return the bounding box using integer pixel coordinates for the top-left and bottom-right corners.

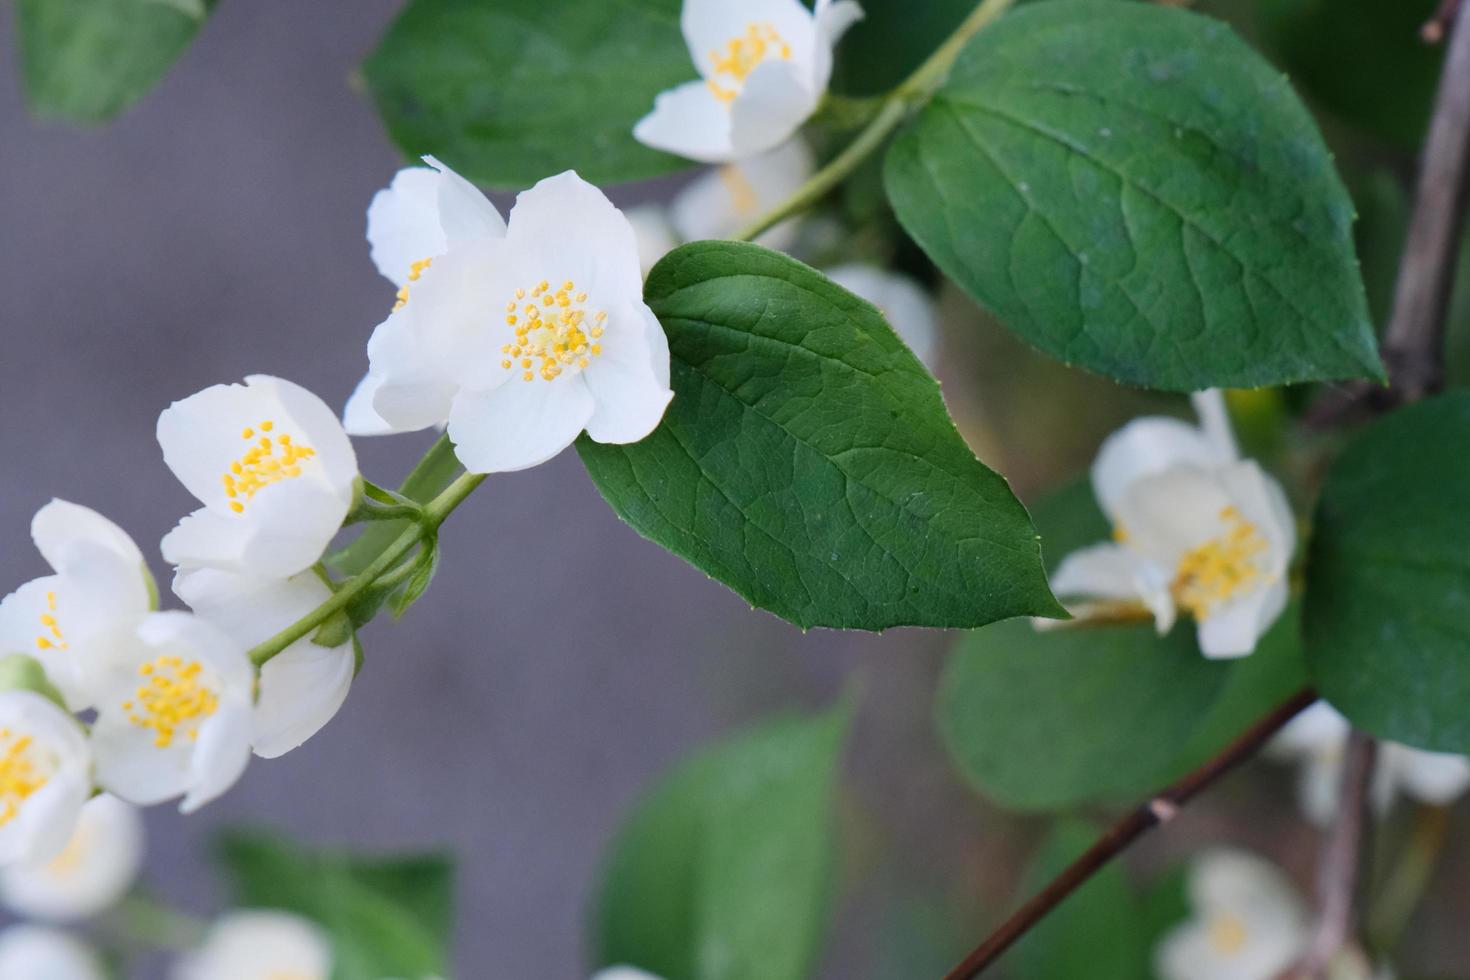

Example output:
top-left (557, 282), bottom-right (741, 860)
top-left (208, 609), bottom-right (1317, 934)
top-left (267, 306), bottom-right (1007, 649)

top-left (0, 653), bottom-right (67, 709)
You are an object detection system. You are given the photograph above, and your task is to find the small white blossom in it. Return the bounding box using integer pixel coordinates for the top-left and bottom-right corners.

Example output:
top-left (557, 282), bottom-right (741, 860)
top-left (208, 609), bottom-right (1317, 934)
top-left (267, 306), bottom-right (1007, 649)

top-left (1268, 702), bottom-right (1470, 825)
top-left (1049, 391), bottom-right (1295, 658)
top-left (173, 910), bottom-right (332, 980)
top-left (669, 138), bottom-right (814, 251)
top-left (353, 171), bottom-right (673, 473)
top-left (159, 376), bottom-right (360, 580)
top-left (825, 263), bottom-right (939, 367)
top-left (0, 793), bottom-right (143, 922)
top-left (1155, 850), bottom-right (1307, 980)
top-left (635, 0), bottom-right (863, 162)
top-left (0, 692), bottom-right (92, 866)
top-left (175, 568), bottom-right (353, 759)
top-left (90, 612), bottom-right (253, 813)
top-left (0, 501), bottom-right (153, 710)
top-left (592, 970), bottom-right (664, 980)
top-left (0, 925), bottom-right (105, 980)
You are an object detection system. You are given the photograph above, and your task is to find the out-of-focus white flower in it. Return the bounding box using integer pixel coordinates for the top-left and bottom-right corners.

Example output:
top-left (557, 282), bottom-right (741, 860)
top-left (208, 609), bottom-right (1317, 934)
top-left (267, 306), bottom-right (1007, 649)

top-left (355, 171), bottom-right (673, 474)
top-left (1155, 850), bottom-right (1307, 980)
top-left (1048, 391), bottom-right (1295, 658)
top-left (1268, 702), bottom-right (1470, 825)
top-left (347, 156), bottom-right (508, 436)
top-left (173, 910), bottom-right (332, 980)
top-left (0, 501), bottom-right (153, 710)
top-left (0, 793), bottom-right (143, 922)
top-left (592, 969), bottom-right (665, 980)
top-left (0, 691), bottom-right (91, 866)
top-left (825, 263), bottom-right (939, 368)
top-left (635, 0), bottom-right (863, 162)
top-left (159, 376), bottom-right (360, 580)
top-left (0, 925), bottom-right (106, 980)
top-left (174, 568), bottom-right (353, 759)
top-left (669, 139), bottom-right (813, 251)
top-left (90, 612), bottom-right (253, 814)
top-left (624, 205), bottom-right (679, 279)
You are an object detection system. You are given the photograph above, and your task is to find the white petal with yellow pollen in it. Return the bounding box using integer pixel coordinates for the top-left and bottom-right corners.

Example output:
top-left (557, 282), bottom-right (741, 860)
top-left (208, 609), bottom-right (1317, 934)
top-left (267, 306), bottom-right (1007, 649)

top-left (1155, 850), bottom-right (1306, 980)
top-left (366, 155), bottom-right (505, 288)
top-left (159, 376), bottom-right (359, 580)
top-left (0, 926), bottom-right (105, 980)
top-left (633, 81), bottom-right (741, 163)
top-left (728, 58), bottom-right (819, 158)
top-left (173, 910), bottom-right (332, 980)
top-left (1092, 415), bottom-right (1236, 520)
top-left (670, 139), bottom-right (814, 251)
top-left (0, 794), bottom-right (143, 922)
top-left (0, 692), bottom-right (91, 867)
top-left (174, 568), bottom-right (353, 760)
top-left (90, 612), bottom-right (253, 813)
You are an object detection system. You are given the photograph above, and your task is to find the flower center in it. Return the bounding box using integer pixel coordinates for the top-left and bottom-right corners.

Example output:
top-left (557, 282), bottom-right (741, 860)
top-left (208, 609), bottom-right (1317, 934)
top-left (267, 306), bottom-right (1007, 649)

top-left (122, 655), bottom-right (220, 749)
top-left (500, 280), bottom-right (606, 382)
top-left (0, 729), bottom-right (50, 827)
top-left (1207, 912), bottom-right (1249, 955)
top-left (393, 257), bottom-right (434, 312)
top-left (221, 419), bottom-right (317, 514)
top-left (1170, 506), bottom-right (1269, 619)
top-left (706, 22), bottom-right (793, 103)
top-left (34, 590), bottom-right (66, 653)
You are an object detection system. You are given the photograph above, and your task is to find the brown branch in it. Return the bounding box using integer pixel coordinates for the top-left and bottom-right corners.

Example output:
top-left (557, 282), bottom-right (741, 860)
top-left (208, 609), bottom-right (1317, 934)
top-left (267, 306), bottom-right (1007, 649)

top-left (940, 689), bottom-right (1319, 980)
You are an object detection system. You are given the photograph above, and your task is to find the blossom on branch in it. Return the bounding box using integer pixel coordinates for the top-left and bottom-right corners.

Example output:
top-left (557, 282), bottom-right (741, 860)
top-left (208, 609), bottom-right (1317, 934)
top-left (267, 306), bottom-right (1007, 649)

top-left (1048, 391), bottom-right (1295, 658)
top-left (0, 692), bottom-right (92, 865)
top-left (0, 793), bottom-right (143, 922)
top-left (1155, 850), bottom-right (1306, 980)
top-left (635, 0), bottom-right (863, 162)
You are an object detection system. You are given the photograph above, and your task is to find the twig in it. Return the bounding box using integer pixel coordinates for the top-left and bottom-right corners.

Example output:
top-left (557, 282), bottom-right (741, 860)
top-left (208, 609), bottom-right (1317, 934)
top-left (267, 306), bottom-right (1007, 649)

top-left (1423, 0), bottom-right (1463, 44)
top-left (940, 689), bottom-right (1318, 980)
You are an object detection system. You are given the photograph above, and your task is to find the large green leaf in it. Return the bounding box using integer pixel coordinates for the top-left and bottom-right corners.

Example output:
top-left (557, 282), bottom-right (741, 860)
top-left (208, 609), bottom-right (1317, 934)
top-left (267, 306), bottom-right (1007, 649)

top-left (594, 703), bottom-right (851, 980)
top-left (829, 0), bottom-right (974, 96)
top-left (579, 241), bottom-right (1060, 630)
top-left (216, 832), bottom-right (453, 980)
top-left (884, 0), bottom-right (1383, 391)
top-left (1305, 394), bottom-right (1470, 753)
top-left (361, 0), bottom-right (693, 189)
top-left (16, 0), bottom-right (215, 123)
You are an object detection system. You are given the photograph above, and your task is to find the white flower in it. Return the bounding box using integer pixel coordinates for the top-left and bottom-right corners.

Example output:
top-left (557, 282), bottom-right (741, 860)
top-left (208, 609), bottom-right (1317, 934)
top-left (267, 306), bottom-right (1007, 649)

top-left (0, 925), bottom-right (105, 980)
top-left (173, 910), bottom-right (332, 980)
top-left (1155, 850), bottom-right (1307, 980)
top-left (635, 0), bottom-right (863, 162)
top-left (1268, 702), bottom-right (1470, 825)
top-left (669, 138), bottom-right (814, 250)
top-left (174, 568), bottom-right (353, 759)
top-left (353, 171), bottom-right (673, 473)
top-left (90, 612), bottom-right (253, 813)
top-left (159, 376), bottom-right (360, 580)
top-left (624, 205), bottom-right (679, 279)
top-left (347, 156), bottom-right (508, 436)
top-left (0, 692), bottom-right (91, 866)
top-left (0, 793), bottom-right (143, 922)
top-left (825, 263), bottom-right (939, 367)
top-left (1048, 391), bottom-right (1295, 658)
top-left (0, 501), bottom-right (153, 710)
top-left (592, 970), bottom-right (664, 980)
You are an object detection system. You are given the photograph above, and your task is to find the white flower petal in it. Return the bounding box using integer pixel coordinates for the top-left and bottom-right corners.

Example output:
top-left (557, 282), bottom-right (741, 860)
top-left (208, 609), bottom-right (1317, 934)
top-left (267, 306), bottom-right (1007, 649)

top-left (634, 80), bottom-right (737, 163)
top-left (1384, 744), bottom-right (1470, 806)
top-left (682, 0), bottom-right (816, 80)
top-left (247, 375), bottom-right (358, 498)
top-left (505, 171), bottom-right (644, 301)
top-left (161, 508), bottom-right (252, 573)
top-left (1215, 460), bottom-right (1296, 577)
top-left (252, 637), bottom-right (354, 760)
top-left (174, 911), bottom-right (332, 980)
top-left (181, 701), bottom-right (252, 813)
top-left (1190, 389), bottom-right (1240, 462)
top-left (1049, 543), bottom-right (1145, 602)
top-left (810, 0), bottom-right (864, 91)
top-left (670, 139), bottom-right (814, 248)
top-left (583, 303), bottom-right (674, 444)
top-left (592, 970), bottom-right (664, 980)
top-left (366, 166), bottom-right (447, 288)
top-left (0, 694), bottom-right (90, 866)
top-left (729, 59), bottom-right (818, 159)
top-left (1196, 584), bottom-right (1273, 659)
top-left (0, 925), bottom-right (106, 980)
top-left (448, 374), bottom-right (596, 474)
top-left (422, 154), bottom-right (507, 246)
top-left (1092, 418), bottom-right (1229, 520)
top-left (1111, 466), bottom-right (1235, 567)
top-left (342, 372), bottom-right (397, 436)
top-left (364, 311), bottom-right (463, 432)
top-left (0, 794), bottom-right (144, 923)
top-left (31, 501), bottom-right (144, 575)
top-left (92, 716), bottom-right (194, 807)
top-left (825, 263), bottom-right (939, 367)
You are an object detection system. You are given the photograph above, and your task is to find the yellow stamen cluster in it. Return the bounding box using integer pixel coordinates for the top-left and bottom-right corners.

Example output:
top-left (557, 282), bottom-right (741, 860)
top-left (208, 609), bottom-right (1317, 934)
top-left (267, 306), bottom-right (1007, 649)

top-left (706, 22), bottom-right (793, 103)
top-left (1207, 912), bottom-right (1249, 955)
top-left (0, 729), bottom-right (48, 827)
top-left (34, 590), bottom-right (66, 652)
top-left (392, 257), bottom-right (434, 312)
top-left (221, 419), bottom-right (317, 514)
top-left (122, 655), bottom-right (220, 749)
top-left (500, 280), bottom-right (606, 382)
top-left (1170, 506), bottom-right (1269, 619)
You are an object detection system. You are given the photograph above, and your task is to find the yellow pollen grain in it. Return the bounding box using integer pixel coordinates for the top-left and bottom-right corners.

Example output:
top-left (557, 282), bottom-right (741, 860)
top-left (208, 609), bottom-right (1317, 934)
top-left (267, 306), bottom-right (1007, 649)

top-left (34, 592), bottom-right (67, 653)
top-left (125, 654), bottom-right (219, 749)
top-left (706, 21), bottom-right (793, 103)
top-left (0, 730), bottom-right (48, 827)
top-left (1170, 506), bottom-right (1269, 620)
top-left (501, 279), bottom-right (608, 382)
top-left (220, 420), bottom-right (317, 515)
top-left (391, 256), bottom-right (435, 312)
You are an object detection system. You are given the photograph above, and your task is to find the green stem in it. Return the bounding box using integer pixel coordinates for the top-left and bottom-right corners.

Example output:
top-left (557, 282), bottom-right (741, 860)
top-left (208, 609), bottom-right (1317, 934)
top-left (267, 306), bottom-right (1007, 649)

top-left (1367, 804), bottom-right (1450, 953)
top-left (247, 470), bottom-right (485, 668)
top-left (730, 0), bottom-right (1016, 243)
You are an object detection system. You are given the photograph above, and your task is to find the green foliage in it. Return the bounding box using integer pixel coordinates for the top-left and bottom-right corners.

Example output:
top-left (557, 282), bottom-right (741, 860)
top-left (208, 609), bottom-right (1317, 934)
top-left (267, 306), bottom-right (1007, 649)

top-left (216, 831), bottom-right (454, 980)
top-left (594, 702), bottom-right (851, 980)
top-left (580, 241), bottom-right (1060, 630)
top-left (1305, 393), bottom-right (1470, 753)
top-left (16, 0), bottom-right (215, 123)
top-left (331, 435), bottom-right (461, 577)
top-left (830, 0), bottom-right (974, 96)
top-left (884, 0), bottom-right (1383, 391)
top-left (1256, 0), bottom-right (1443, 147)
top-left (361, 0), bottom-right (693, 189)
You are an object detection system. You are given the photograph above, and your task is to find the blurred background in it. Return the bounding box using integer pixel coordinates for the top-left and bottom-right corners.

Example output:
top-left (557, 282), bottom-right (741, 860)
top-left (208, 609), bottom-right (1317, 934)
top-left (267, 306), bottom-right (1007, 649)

top-left (2, 0), bottom-right (1468, 977)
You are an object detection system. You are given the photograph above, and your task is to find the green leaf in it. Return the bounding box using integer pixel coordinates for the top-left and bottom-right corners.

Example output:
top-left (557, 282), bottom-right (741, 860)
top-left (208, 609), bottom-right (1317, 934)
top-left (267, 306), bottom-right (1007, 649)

top-left (594, 702), bottom-right (851, 980)
top-left (579, 241), bottom-right (1060, 630)
top-left (361, 0), bottom-right (693, 189)
top-left (1008, 820), bottom-right (1149, 980)
top-left (830, 0), bottom-right (974, 96)
top-left (1257, 0), bottom-right (1443, 147)
top-left (331, 435), bottom-right (460, 577)
top-left (884, 0), bottom-right (1383, 391)
top-left (1305, 393), bottom-right (1470, 753)
top-left (16, 0), bottom-right (215, 124)
top-left (216, 831), bottom-right (453, 980)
